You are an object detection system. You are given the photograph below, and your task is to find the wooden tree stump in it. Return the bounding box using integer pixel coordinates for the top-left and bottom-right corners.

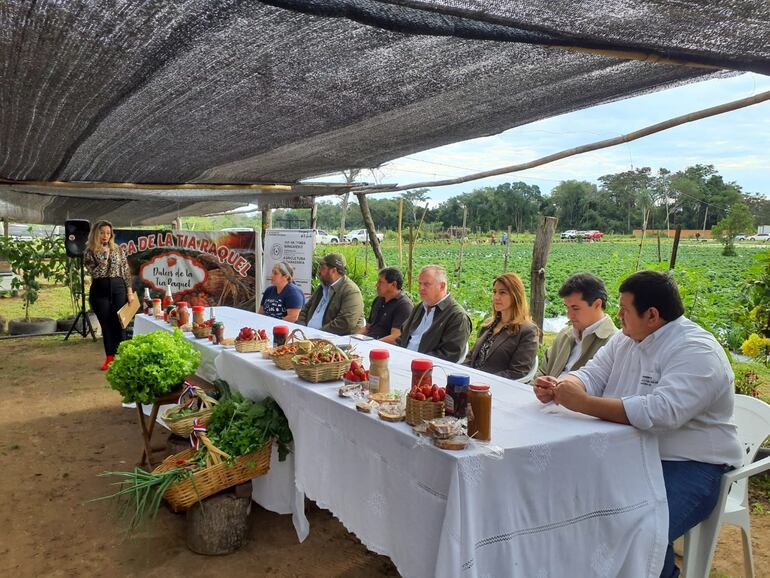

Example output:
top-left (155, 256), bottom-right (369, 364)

top-left (186, 488), bottom-right (252, 555)
top-left (166, 434), bottom-right (190, 456)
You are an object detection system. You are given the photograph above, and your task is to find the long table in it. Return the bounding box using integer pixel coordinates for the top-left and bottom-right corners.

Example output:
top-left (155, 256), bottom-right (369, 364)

top-left (135, 307), bottom-right (668, 578)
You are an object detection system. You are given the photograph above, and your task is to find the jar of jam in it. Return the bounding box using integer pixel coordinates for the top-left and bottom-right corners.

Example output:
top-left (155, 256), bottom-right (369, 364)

top-left (467, 384), bottom-right (492, 441)
top-left (176, 302), bottom-right (190, 327)
top-left (192, 305), bottom-right (205, 326)
top-left (411, 359), bottom-right (433, 389)
top-left (273, 325), bottom-right (289, 347)
top-left (212, 321), bottom-right (225, 344)
top-left (152, 298), bottom-right (162, 318)
top-left (445, 373), bottom-right (470, 418)
top-left (369, 349), bottom-right (390, 394)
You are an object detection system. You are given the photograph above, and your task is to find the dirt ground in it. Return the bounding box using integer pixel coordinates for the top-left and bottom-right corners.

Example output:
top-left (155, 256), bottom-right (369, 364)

top-left (1, 336), bottom-right (768, 578)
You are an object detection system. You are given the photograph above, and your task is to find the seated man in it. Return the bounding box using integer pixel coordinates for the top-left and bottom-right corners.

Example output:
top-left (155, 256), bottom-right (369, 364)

top-left (536, 272), bottom-right (617, 379)
top-left (359, 267), bottom-right (413, 344)
top-left (397, 265), bottom-right (471, 362)
top-left (534, 271), bottom-right (742, 578)
top-left (297, 252), bottom-right (363, 336)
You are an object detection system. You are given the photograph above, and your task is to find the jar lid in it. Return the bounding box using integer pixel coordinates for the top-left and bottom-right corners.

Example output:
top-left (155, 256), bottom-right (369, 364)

top-left (151, 298), bottom-right (161, 302)
top-left (411, 359), bottom-right (433, 371)
top-left (470, 384), bottom-right (490, 392)
top-left (370, 349), bottom-right (389, 360)
top-left (176, 301), bottom-right (188, 307)
top-left (191, 306), bottom-right (205, 312)
top-left (446, 373), bottom-right (470, 386)
top-left (273, 325), bottom-right (290, 334)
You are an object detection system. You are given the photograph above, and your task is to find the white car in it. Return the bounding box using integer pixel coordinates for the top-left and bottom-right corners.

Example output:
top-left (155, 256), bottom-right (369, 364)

top-left (560, 230), bottom-right (577, 239)
top-left (344, 229), bottom-right (384, 244)
top-left (314, 230), bottom-right (339, 244)
top-left (748, 233), bottom-right (769, 242)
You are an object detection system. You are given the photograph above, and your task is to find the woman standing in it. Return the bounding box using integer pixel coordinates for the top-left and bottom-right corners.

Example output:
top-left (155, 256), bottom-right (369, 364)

top-left (463, 272), bottom-right (539, 380)
top-left (259, 261), bottom-right (305, 322)
top-left (83, 221), bottom-right (135, 370)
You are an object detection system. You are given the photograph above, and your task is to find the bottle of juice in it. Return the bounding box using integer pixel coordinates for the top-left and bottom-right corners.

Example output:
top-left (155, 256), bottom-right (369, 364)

top-left (162, 284), bottom-right (173, 309)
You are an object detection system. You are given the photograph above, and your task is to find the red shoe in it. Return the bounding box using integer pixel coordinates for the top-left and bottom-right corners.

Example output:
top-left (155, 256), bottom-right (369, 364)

top-left (100, 355), bottom-right (115, 371)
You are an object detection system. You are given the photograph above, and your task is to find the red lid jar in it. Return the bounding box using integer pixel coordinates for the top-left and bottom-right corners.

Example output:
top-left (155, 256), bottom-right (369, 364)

top-left (410, 358), bottom-right (433, 389)
top-left (370, 349), bottom-right (390, 360)
top-left (273, 325), bottom-right (290, 346)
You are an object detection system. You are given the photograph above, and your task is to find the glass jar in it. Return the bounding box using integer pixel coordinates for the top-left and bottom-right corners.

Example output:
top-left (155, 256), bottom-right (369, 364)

top-left (152, 298), bottom-right (162, 317)
top-left (467, 384), bottom-right (492, 441)
top-left (212, 322), bottom-right (225, 344)
top-left (192, 305), bottom-right (205, 326)
top-left (369, 349), bottom-right (390, 394)
top-left (411, 359), bottom-right (433, 389)
top-left (445, 373), bottom-right (470, 418)
top-left (143, 288), bottom-right (152, 315)
top-left (176, 302), bottom-right (190, 327)
top-left (273, 325), bottom-right (289, 347)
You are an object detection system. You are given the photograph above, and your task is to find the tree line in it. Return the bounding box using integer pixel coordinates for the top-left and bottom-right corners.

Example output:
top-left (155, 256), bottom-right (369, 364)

top-left (183, 164), bottom-right (769, 235)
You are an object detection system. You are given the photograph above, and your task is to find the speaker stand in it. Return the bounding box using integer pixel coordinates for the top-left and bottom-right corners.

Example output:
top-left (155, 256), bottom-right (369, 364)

top-left (65, 256), bottom-right (97, 341)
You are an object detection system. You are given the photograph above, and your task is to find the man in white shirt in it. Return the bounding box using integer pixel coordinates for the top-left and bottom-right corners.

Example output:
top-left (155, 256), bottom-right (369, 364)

top-left (536, 273), bottom-right (617, 379)
top-left (534, 271), bottom-right (742, 578)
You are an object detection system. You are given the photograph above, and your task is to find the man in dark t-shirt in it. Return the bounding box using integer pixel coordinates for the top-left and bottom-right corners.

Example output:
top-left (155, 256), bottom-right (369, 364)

top-left (360, 267), bottom-right (413, 344)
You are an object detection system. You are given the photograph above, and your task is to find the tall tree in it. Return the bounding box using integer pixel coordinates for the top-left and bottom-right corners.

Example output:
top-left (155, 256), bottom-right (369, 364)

top-left (713, 203), bottom-right (754, 256)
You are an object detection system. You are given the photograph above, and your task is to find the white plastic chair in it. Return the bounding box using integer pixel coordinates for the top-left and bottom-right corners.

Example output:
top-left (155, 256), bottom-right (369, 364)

top-left (682, 394), bottom-right (770, 578)
top-left (520, 355), bottom-right (539, 384)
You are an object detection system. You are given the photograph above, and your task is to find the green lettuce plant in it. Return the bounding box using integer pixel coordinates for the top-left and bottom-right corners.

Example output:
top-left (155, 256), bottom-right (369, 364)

top-left (106, 330), bottom-right (200, 404)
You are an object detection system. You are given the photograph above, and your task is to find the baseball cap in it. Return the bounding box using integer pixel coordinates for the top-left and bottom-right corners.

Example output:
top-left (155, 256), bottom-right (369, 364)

top-left (320, 252), bottom-right (347, 273)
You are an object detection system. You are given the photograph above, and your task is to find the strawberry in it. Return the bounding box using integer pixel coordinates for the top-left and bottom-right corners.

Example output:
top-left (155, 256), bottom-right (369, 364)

top-left (437, 388), bottom-right (446, 401)
top-left (414, 392), bottom-right (426, 401)
top-left (431, 391), bottom-right (441, 402)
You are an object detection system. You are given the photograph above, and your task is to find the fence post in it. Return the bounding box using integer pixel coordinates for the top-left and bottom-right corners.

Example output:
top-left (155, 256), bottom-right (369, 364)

top-left (530, 216), bottom-right (558, 342)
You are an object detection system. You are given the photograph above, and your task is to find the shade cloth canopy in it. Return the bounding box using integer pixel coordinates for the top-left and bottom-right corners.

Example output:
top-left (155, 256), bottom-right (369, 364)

top-left (1, 1), bottom-right (768, 224)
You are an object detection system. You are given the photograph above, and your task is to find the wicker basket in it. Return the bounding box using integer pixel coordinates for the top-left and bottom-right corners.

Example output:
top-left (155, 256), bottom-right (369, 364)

top-left (192, 326), bottom-right (211, 339)
top-left (161, 388), bottom-right (218, 437)
top-left (154, 436), bottom-right (273, 512)
top-left (234, 338), bottom-right (269, 353)
top-left (269, 328), bottom-right (309, 369)
top-left (405, 397), bottom-right (445, 426)
top-left (292, 354), bottom-right (355, 383)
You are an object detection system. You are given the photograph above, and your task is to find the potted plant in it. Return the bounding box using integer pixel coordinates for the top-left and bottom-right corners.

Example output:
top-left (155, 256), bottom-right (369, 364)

top-left (54, 249), bottom-right (99, 333)
top-left (0, 233), bottom-right (65, 335)
top-left (106, 329), bottom-right (201, 404)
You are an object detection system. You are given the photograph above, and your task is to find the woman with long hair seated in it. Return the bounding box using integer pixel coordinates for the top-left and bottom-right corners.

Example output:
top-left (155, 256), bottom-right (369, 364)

top-left (259, 261), bottom-right (305, 323)
top-left (463, 272), bottom-right (539, 380)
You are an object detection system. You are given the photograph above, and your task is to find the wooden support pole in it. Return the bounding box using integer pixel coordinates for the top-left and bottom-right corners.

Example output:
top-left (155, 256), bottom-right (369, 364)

top-left (398, 199), bottom-right (404, 269)
top-left (670, 225), bottom-right (683, 270)
top-left (355, 192), bottom-right (385, 270)
top-left (503, 225), bottom-right (511, 272)
top-left (407, 225), bottom-right (415, 294)
top-left (310, 200), bottom-right (318, 231)
top-left (456, 207), bottom-right (468, 274)
top-left (2, 218), bottom-right (9, 237)
top-left (657, 232), bottom-right (662, 262)
top-left (530, 216), bottom-right (558, 342)
top-left (261, 208), bottom-right (272, 246)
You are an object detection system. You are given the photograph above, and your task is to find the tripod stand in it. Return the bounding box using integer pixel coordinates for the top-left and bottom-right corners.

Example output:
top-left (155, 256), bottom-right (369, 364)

top-left (65, 256), bottom-right (96, 341)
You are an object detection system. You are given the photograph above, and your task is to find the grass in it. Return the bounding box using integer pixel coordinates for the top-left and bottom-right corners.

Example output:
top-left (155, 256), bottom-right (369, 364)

top-left (0, 283), bottom-right (73, 321)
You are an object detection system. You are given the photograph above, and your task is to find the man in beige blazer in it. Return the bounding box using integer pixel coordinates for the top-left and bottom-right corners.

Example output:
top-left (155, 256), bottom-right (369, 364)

top-left (536, 273), bottom-right (617, 378)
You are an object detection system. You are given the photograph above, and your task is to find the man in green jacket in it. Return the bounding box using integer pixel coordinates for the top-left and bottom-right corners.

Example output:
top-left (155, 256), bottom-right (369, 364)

top-left (397, 265), bottom-right (471, 362)
top-left (298, 253), bottom-right (364, 335)
top-left (536, 273), bottom-right (617, 378)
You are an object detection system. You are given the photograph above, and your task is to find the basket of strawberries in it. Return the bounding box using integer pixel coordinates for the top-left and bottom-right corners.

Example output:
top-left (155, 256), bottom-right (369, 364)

top-left (342, 359), bottom-right (369, 387)
top-left (234, 326), bottom-right (269, 353)
top-left (192, 318), bottom-right (214, 339)
top-left (406, 383), bottom-right (446, 426)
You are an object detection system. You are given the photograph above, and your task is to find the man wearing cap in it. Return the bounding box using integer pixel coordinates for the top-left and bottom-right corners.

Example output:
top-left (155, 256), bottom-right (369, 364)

top-left (397, 265), bottom-right (471, 362)
top-left (298, 252), bottom-right (364, 336)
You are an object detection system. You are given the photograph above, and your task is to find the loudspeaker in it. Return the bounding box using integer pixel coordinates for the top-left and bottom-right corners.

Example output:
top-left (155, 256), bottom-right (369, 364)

top-left (64, 219), bottom-right (90, 257)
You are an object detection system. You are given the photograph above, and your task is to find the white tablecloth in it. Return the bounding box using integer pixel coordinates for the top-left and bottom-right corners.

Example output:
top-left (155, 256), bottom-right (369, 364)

top-left (134, 308), bottom-right (668, 578)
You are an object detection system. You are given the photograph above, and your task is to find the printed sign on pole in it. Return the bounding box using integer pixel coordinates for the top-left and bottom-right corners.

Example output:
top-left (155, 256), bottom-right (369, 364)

top-left (263, 229), bottom-right (315, 297)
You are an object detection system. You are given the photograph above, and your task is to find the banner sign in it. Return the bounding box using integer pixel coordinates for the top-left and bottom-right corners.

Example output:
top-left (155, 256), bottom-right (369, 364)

top-left (115, 229), bottom-right (257, 310)
top-left (263, 229), bottom-right (315, 296)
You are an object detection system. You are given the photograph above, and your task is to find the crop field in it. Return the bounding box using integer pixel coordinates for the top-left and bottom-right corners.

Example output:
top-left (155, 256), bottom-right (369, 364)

top-left (330, 238), bottom-right (766, 350)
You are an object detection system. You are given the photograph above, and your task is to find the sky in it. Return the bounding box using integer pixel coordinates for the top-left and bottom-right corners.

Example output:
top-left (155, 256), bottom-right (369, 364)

top-left (313, 72), bottom-right (770, 206)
